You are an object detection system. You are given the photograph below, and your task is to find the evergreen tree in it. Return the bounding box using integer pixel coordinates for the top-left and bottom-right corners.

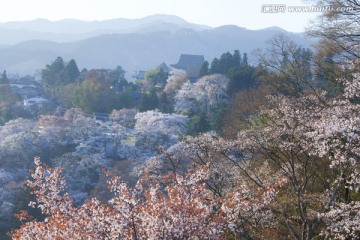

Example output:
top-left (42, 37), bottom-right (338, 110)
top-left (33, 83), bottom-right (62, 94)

top-left (209, 58), bottom-right (220, 74)
top-left (0, 70), bottom-right (8, 84)
top-left (42, 57), bottom-right (66, 96)
top-left (227, 65), bottom-right (255, 96)
top-left (64, 59), bottom-right (80, 84)
top-left (145, 67), bottom-right (168, 87)
top-left (199, 61), bottom-right (209, 77)
top-left (51, 57), bottom-right (65, 73)
top-left (208, 50), bottom-right (255, 96)
top-left (233, 50), bottom-right (241, 66)
top-left (210, 50), bottom-right (245, 75)
top-left (242, 53), bottom-right (248, 66)
top-left (219, 52), bottom-right (234, 73)
top-left (112, 66), bottom-right (128, 92)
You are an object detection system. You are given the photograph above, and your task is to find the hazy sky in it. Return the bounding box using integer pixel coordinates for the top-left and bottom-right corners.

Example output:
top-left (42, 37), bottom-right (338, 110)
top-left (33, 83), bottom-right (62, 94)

top-left (0, 0), bottom-right (319, 32)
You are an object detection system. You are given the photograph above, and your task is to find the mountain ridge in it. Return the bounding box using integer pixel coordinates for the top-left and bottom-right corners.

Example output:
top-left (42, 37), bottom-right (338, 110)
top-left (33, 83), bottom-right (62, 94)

top-left (0, 15), bottom-right (313, 76)
top-left (0, 14), bottom-right (210, 44)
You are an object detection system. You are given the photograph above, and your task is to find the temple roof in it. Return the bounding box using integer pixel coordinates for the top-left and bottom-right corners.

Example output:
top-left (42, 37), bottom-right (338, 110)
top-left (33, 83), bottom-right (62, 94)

top-left (171, 54), bottom-right (204, 78)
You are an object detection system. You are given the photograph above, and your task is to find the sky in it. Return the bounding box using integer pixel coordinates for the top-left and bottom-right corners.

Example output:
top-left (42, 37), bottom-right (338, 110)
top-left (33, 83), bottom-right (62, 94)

top-left (0, 0), bottom-right (320, 32)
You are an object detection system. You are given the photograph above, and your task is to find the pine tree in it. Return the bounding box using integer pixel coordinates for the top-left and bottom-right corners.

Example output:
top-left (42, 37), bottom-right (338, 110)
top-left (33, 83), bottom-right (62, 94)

top-left (199, 61), bottom-right (209, 77)
top-left (64, 59), bottom-right (80, 84)
top-left (0, 70), bottom-right (8, 84)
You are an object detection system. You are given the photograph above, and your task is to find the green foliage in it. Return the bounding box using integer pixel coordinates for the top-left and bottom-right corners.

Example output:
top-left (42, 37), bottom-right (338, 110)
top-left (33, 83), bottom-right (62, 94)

top-left (0, 84), bottom-right (19, 125)
top-left (55, 65), bottom-right (137, 113)
top-left (227, 65), bottom-right (255, 96)
top-left (138, 64), bottom-right (172, 113)
top-left (208, 50), bottom-right (256, 96)
top-left (0, 107), bottom-right (11, 125)
top-left (199, 61), bottom-right (209, 77)
top-left (145, 67), bottom-right (168, 87)
top-left (186, 113), bottom-right (211, 135)
top-left (139, 90), bottom-right (159, 112)
top-left (158, 92), bottom-right (172, 113)
top-left (42, 57), bottom-right (80, 98)
top-left (112, 66), bottom-right (128, 92)
top-left (249, 114), bottom-right (268, 128)
top-left (42, 57), bottom-right (64, 87)
top-left (210, 51), bottom-right (240, 74)
top-left (75, 71), bottom-right (107, 111)
top-left (186, 103), bottom-right (228, 135)
top-left (75, 72), bottom-right (131, 112)
top-left (233, 50), bottom-right (241, 66)
top-left (74, 82), bottom-right (109, 113)
top-left (0, 84), bottom-right (18, 107)
top-left (208, 104), bottom-right (228, 133)
top-left (242, 52), bottom-right (248, 65)
top-left (64, 59), bottom-right (80, 84)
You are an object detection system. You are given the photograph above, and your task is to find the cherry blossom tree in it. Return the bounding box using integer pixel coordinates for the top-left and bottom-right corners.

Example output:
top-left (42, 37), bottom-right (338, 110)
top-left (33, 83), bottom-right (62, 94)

top-left (240, 59), bottom-right (358, 239)
top-left (134, 110), bottom-right (188, 149)
top-left (144, 58), bottom-right (360, 239)
top-left (164, 69), bottom-right (187, 96)
top-left (174, 74), bottom-right (229, 114)
top-left (311, 59), bottom-right (360, 239)
top-left (51, 153), bottom-right (110, 202)
top-left (9, 59), bottom-right (360, 240)
top-left (11, 155), bottom-right (290, 239)
top-left (110, 108), bottom-right (137, 128)
top-left (11, 158), bottom-right (225, 239)
top-left (227, 74), bottom-right (358, 239)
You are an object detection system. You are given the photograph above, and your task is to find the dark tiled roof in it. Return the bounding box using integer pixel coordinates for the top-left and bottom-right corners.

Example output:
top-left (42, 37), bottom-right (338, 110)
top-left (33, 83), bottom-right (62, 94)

top-left (93, 112), bottom-right (110, 122)
top-left (171, 54), bottom-right (204, 77)
top-left (133, 71), bottom-right (146, 80)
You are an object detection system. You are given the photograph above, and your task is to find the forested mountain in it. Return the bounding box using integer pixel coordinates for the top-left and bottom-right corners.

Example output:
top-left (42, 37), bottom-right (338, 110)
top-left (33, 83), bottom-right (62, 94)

top-left (0, 15), bottom-right (210, 44)
top-left (0, 15), bottom-right (312, 76)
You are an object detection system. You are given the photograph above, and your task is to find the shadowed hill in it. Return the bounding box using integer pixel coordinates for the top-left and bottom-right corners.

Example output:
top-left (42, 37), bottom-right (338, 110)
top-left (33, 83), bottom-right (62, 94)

top-left (0, 16), bottom-right (313, 76)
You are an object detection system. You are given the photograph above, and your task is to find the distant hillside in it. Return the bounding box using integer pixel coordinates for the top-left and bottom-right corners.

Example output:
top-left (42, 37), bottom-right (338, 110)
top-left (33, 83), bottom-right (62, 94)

top-left (0, 15), bottom-right (210, 44)
top-left (0, 15), bottom-right (314, 77)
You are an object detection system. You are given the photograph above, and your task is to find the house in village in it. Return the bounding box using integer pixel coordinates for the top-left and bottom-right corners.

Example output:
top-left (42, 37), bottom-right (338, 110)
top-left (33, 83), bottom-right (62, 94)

top-left (171, 54), bottom-right (205, 82)
top-left (10, 76), bottom-right (43, 99)
top-left (9, 75), bottom-right (54, 113)
top-left (132, 71), bottom-right (146, 80)
top-left (23, 97), bottom-right (54, 114)
top-left (93, 112), bottom-right (111, 123)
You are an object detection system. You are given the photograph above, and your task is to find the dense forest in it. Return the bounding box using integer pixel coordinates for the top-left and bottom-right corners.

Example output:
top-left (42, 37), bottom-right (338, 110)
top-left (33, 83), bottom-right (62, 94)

top-left (0, 0), bottom-right (359, 239)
